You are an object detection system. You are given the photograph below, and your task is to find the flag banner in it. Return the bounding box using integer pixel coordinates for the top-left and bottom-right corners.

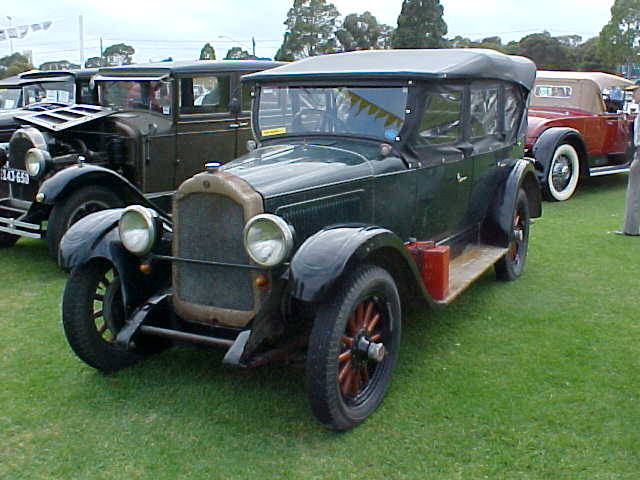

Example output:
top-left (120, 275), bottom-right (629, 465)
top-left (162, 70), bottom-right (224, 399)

top-left (0, 20), bottom-right (53, 42)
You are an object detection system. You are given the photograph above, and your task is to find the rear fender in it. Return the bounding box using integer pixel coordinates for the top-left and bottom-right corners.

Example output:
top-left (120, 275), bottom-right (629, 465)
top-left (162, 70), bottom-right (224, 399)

top-left (486, 159), bottom-right (541, 247)
top-left (532, 127), bottom-right (588, 181)
top-left (289, 225), bottom-right (434, 306)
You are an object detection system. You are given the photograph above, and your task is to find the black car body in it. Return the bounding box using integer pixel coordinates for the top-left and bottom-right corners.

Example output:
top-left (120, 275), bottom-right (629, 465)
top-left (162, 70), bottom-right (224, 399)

top-left (59, 49), bottom-right (541, 430)
top-left (0, 60), bottom-right (283, 255)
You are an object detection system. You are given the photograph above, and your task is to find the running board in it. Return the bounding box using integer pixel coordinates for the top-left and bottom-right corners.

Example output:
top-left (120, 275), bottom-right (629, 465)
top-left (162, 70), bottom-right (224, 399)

top-left (589, 165), bottom-right (630, 177)
top-left (435, 245), bottom-right (508, 306)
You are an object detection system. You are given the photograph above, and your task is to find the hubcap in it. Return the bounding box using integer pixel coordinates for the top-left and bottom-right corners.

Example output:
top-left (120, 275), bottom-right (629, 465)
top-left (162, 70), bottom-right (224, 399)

top-left (337, 298), bottom-right (387, 400)
top-left (551, 156), bottom-right (572, 191)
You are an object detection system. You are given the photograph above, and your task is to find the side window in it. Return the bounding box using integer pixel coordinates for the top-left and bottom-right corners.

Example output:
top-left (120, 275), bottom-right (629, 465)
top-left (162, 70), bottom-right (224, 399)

top-left (416, 91), bottom-right (462, 145)
top-left (241, 82), bottom-right (253, 112)
top-left (505, 85), bottom-right (524, 142)
top-left (179, 75), bottom-right (231, 114)
top-left (470, 87), bottom-right (499, 138)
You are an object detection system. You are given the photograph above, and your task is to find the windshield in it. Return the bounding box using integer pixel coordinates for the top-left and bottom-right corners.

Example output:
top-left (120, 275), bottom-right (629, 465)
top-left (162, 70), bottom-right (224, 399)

top-left (22, 79), bottom-right (76, 106)
top-left (0, 88), bottom-right (21, 109)
top-left (98, 80), bottom-right (172, 115)
top-left (257, 85), bottom-right (408, 141)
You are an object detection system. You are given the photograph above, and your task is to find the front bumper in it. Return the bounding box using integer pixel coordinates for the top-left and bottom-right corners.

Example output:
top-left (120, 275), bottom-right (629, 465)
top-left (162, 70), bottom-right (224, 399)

top-left (0, 198), bottom-right (44, 239)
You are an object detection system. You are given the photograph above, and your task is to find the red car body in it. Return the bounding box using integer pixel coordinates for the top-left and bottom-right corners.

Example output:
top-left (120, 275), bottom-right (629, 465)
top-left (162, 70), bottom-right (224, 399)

top-left (525, 71), bottom-right (634, 201)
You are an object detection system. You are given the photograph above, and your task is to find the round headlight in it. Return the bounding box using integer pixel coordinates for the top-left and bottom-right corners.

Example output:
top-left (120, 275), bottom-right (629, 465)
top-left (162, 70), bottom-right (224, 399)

top-left (25, 148), bottom-right (50, 178)
top-left (118, 205), bottom-right (158, 255)
top-left (243, 214), bottom-right (294, 267)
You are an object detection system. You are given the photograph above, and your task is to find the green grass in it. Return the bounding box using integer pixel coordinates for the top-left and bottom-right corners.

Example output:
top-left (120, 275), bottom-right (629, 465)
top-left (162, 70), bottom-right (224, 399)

top-left (1, 175), bottom-right (639, 479)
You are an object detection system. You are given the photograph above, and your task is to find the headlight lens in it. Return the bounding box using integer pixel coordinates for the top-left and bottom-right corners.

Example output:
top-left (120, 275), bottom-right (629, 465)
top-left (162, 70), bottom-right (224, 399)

top-left (243, 214), bottom-right (294, 267)
top-left (118, 205), bottom-right (158, 255)
top-left (25, 148), bottom-right (50, 178)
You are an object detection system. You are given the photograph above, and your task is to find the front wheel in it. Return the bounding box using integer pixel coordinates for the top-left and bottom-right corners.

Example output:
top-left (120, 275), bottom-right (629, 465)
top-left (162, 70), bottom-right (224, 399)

top-left (62, 260), bottom-right (141, 372)
top-left (305, 265), bottom-right (401, 430)
top-left (47, 186), bottom-right (124, 258)
top-left (495, 188), bottom-right (531, 281)
top-left (543, 143), bottom-right (580, 201)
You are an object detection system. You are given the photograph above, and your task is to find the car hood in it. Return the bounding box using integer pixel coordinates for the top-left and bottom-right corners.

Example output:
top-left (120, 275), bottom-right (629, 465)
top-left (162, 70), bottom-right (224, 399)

top-left (13, 104), bottom-right (114, 132)
top-left (0, 109), bottom-right (20, 141)
top-left (222, 141), bottom-right (376, 199)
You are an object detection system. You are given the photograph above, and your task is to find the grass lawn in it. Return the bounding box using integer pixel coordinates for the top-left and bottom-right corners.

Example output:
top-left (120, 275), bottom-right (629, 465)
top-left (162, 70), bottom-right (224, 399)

top-left (1, 175), bottom-right (639, 479)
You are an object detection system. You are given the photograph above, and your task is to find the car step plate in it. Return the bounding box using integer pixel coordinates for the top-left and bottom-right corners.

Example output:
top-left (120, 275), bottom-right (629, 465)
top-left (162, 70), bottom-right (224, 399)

top-left (435, 245), bottom-right (508, 306)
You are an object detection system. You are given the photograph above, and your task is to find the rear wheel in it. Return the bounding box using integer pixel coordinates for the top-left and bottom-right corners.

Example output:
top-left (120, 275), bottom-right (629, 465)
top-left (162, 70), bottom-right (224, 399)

top-left (47, 186), bottom-right (124, 257)
top-left (495, 188), bottom-right (530, 281)
top-left (62, 260), bottom-right (141, 372)
top-left (305, 265), bottom-right (401, 430)
top-left (543, 143), bottom-right (580, 201)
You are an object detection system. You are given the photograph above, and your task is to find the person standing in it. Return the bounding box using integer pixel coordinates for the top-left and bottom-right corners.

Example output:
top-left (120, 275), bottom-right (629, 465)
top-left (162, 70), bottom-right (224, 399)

top-left (622, 87), bottom-right (640, 235)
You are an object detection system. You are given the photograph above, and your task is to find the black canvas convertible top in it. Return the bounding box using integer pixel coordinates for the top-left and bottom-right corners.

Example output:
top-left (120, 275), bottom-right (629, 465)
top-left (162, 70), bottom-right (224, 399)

top-left (244, 49), bottom-right (536, 90)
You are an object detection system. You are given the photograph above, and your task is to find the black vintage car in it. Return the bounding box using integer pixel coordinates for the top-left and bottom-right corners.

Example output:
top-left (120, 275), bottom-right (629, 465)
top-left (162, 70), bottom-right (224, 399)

top-left (59, 49), bottom-right (541, 430)
top-left (0, 60), bottom-right (283, 255)
top-left (0, 69), bottom-right (97, 141)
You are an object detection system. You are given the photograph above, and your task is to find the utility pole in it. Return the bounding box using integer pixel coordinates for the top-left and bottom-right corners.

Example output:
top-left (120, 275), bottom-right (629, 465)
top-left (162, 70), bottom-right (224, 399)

top-left (78, 15), bottom-right (84, 67)
top-left (100, 37), bottom-right (103, 66)
top-left (252, 36), bottom-right (256, 57)
top-left (6, 16), bottom-right (13, 55)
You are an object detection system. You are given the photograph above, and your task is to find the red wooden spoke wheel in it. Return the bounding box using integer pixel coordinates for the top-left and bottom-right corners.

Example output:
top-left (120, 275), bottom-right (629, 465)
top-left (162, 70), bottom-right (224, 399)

top-left (305, 265), bottom-right (401, 430)
top-left (495, 188), bottom-right (530, 281)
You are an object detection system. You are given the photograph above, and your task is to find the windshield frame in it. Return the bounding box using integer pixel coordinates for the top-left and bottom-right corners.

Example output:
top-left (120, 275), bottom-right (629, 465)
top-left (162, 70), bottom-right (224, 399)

top-left (96, 78), bottom-right (174, 116)
top-left (253, 81), bottom-right (412, 144)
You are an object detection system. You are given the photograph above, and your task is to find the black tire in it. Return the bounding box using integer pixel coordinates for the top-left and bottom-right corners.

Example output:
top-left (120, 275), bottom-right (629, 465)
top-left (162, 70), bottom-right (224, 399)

top-left (0, 231), bottom-right (19, 249)
top-left (47, 185), bottom-right (124, 257)
top-left (542, 143), bottom-right (580, 201)
top-left (495, 188), bottom-right (530, 281)
top-left (305, 264), bottom-right (401, 431)
top-left (62, 259), bottom-right (141, 372)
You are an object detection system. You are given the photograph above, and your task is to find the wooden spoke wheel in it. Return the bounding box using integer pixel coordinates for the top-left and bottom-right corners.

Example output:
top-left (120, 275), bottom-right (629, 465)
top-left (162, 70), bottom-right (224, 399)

top-left (306, 265), bottom-right (401, 431)
top-left (495, 188), bottom-right (530, 281)
top-left (62, 259), bottom-right (141, 372)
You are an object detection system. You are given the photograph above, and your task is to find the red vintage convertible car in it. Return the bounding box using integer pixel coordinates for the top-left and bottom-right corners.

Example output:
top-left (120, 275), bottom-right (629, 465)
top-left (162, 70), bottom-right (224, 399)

top-left (526, 71), bottom-right (634, 201)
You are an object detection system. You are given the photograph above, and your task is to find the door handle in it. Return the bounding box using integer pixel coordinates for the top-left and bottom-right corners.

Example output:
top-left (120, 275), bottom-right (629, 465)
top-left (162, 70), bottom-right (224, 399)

top-left (456, 172), bottom-right (468, 183)
top-left (229, 122), bottom-right (249, 129)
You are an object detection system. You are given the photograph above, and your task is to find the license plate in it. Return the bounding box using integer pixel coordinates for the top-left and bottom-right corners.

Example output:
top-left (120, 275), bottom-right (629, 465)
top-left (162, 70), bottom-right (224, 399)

top-left (0, 167), bottom-right (30, 185)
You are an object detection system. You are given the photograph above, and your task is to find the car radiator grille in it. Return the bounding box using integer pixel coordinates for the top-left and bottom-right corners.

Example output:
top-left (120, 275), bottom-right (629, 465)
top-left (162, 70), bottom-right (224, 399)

top-left (174, 192), bottom-right (254, 311)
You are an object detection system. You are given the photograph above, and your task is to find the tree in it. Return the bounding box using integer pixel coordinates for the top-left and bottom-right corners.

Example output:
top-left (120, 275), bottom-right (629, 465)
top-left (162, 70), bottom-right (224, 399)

top-left (336, 12), bottom-right (393, 52)
top-left (39, 60), bottom-right (80, 71)
top-left (275, 0), bottom-right (341, 61)
top-left (0, 53), bottom-right (33, 80)
top-left (103, 43), bottom-right (135, 66)
top-left (224, 47), bottom-right (256, 60)
top-left (517, 32), bottom-right (573, 70)
top-left (599, 0), bottom-right (640, 72)
top-left (556, 35), bottom-right (583, 48)
top-left (576, 37), bottom-right (615, 72)
top-left (392, 0), bottom-right (447, 49)
top-left (200, 43), bottom-right (216, 60)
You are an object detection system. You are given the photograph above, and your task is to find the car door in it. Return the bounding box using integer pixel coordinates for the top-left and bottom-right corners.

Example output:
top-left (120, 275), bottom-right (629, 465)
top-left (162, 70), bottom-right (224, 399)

top-left (599, 112), bottom-right (630, 156)
top-left (413, 86), bottom-right (473, 240)
top-left (174, 73), bottom-right (239, 187)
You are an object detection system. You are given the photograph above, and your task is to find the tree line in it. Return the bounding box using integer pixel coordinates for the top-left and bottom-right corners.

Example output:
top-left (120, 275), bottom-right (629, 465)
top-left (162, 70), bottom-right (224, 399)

top-left (1, 0), bottom-right (638, 80)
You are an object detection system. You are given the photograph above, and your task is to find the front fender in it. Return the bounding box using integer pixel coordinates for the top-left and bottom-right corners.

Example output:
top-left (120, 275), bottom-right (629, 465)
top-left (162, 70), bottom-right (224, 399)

top-left (37, 164), bottom-right (167, 217)
top-left (532, 127), bottom-right (587, 181)
top-left (289, 225), bottom-right (431, 304)
top-left (59, 208), bottom-right (150, 315)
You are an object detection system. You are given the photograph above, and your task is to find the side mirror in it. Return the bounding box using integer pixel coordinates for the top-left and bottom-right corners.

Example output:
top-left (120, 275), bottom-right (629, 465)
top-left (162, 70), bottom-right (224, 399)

top-left (229, 98), bottom-right (241, 116)
top-left (455, 142), bottom-right (474, 157)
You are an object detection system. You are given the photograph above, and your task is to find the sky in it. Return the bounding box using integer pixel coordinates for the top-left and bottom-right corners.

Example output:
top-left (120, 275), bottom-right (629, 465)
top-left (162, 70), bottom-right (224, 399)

top-left (1, 0), bottom-right (615, 68)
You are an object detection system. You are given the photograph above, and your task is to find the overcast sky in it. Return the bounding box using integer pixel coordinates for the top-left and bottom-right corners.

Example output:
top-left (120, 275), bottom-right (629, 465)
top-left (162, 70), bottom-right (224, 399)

top-left (2, 0), bottom-right (614, 67)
